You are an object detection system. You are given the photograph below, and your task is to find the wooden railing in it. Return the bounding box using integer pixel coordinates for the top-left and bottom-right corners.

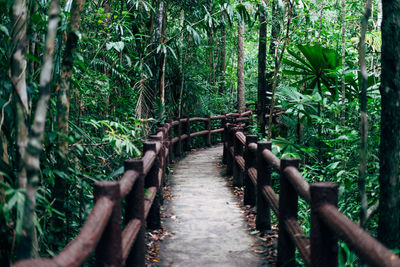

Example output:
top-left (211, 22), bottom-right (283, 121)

top-left (224, 123), bottom-right (400, 267)
top-left (13, 111), bottom-right (252, 267)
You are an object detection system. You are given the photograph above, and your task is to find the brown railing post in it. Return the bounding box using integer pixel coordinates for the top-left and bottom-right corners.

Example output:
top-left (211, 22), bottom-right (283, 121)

top-left (165, 120), bottom-right (173, 163)
top-left (256, 141), bottom-right (272, 231)
top-left (221, 113), bottom-right (226, 143)
top-left (124, 159), bottom-right (145, 266)
top-left (277, 158), bottom-right (300, 267)
top-left (94, 181), bottom-right (122, 267)
top-left (233, 127), bottom-right (244, 187)
top-left (183, 116), bottom-right (191, 151)
top-left (173, 117), bottom-right (182, 157)
top-left (204, 115), bottom-right (211, 146)
top-left (153, 132), bottom-right (167, 197)
top-left (222, 120), bottom-right (228, 164)
top-left (161, 124), bottom-right (170, 176)
top-left (143, 141), bottom-right (162, 230)
top-left (244, 135), bottom-right (257, 206)
top-left (310, 182), bottom-right (338, 267)
top-left (226, 124), bottom-right (234, 176)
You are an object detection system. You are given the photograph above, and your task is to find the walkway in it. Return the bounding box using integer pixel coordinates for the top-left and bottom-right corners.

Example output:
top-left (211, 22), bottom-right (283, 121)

top-left (159, 145), bottom-right (267, 266)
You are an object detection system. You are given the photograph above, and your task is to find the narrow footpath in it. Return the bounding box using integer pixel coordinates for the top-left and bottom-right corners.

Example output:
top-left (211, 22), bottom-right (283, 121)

top-left (158, 145), bottom-right (267, 266)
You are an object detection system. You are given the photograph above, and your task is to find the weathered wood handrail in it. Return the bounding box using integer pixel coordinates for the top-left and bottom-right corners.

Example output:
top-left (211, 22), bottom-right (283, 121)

top-left (225, 122), bottom-right (400, 267)
top-left (13, 111), bottom-right (251, 267)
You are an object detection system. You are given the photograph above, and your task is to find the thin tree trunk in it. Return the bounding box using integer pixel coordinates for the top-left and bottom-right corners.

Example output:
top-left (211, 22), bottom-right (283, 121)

top-left (10, 0), bottom-right (29, 190)
top-left (358, 0), bottom-right (372, 229)
top-left (317, 0), bottom-right (325, 41)
top-left (267, 1), bottom-right (294, 140)
top-left (178, 8), bottom-right (185, 117)
top-left (54, 0), bottom-right (85, 236)
top-left (16, 0), bottom-right (61, 260)
top-left (378, 0), bottom-right (400, 249)
top-left (237, 14), bottom-right (245, 112)
top-left (56, 0), bottom-right (85, 154)
top-left (0, 128), bottom-right (9, 188)
top-left (218, 18), bottom-right (227, 94)
top-left (341, 0), bottom-right (346, 115)
top-left (207, 28), bottom-right (214, 85)
top-left (159, 2), bottom-right (167, 119)
top-left (267, 0), bottom-right (282, 124)
top-left (153, 1), bottom-right (167, 119)
top-left (257, 4), bottom-right (267, 137)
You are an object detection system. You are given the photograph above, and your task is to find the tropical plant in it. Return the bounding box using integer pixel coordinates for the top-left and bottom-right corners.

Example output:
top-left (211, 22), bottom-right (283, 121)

top-left (283, 44), bottom-right (341, 98)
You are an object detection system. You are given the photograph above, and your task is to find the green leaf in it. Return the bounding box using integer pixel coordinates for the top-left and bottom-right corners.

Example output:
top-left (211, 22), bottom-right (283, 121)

top-left (106, 41), bottom-right (125, 52)
top-left (0, 25), bottom-right (9, 36)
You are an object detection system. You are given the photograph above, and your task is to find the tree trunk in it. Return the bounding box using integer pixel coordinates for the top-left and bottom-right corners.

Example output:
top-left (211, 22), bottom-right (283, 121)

top-left (218, 17), bottom-right (227, 95)
top-left (178, 8), bottom-right (185, 117)
top-left (15, 0), bottom-right (60, 260)
top-left (267, 1), bottom-right (293, 140)
top-left (377, 0), bottom-right (400, 249)
top-left (269, 0), bottom-right (281, 67)
top-left (257, 4), bottom-right (267, 137)
top-left (152, 0), bottom-right (167, 120)
top-left (56, 0), bottom-right (85, 155)
top-left (341, 0), bottom-right (346, 114)
top-left (159, 2), bottom-right (167, 120)
top-left (317, 0), bottom-right (325, 41)
top-left (359, 0), bottom-right (373, 229)
top-left (358, 0), bottom-right (372, 229)
top-left (207, 28), bottom-right (214, 86)
top-left (237, 15), bottom-right (245, 112)
top-left (267, 0), bottom-right (282, 119)
top-left (10, 0), bottom-right (29, 191)
top-left (54, 0), bottom-right (85, 237)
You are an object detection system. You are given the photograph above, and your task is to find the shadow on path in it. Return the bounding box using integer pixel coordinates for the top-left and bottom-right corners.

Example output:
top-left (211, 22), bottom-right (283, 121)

top-left (158, 145), bottom-right (268, 266)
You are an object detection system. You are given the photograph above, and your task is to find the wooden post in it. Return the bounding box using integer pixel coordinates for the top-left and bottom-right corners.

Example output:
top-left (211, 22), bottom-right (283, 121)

top-left (222, 119), bottom-right (228, 164)
top-left (152, 133), bottom-right (166, 204)
top-left (173, 117), bottom-right (182, 157)
top-left (244, 135), bottom-right (257, 206)
top-left (310, 182), bottom-right (338, 267)
top-left (94, 181), bottom-right (122, 267)
top-left (256, 141), bottom-right (272, 231)
top-left (162, 123), bottom-right (170, 176)
top-left (221, 113), bottom-right (226, 143)
top-left (277, 158), bottom-right (299, 267)
top-left (123, 159), bottom-right (145, 266)
top-left (183, 116), bottom-right (191, 151)
top-left (204, 115), bottom-right (211, 146)
top-left (143, 141), bottom-right (162, 230)
top-left (165, 120), bottom-right (173, 163)
top-left (233, 127), bottom-right (244, 187)
top-left (226, 124), bottom-right (234, 175)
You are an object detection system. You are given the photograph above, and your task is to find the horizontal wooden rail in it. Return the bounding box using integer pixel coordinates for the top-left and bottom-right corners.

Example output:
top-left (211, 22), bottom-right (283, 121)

top-left (224, 122), bottom-right (400, 267)
top-left (283, 166), bottom-right (311, 203)
top-left (121, 219), bottom-right (141, 263)
top-left (261, 148), bottom-right (280, 171)
top-left (55, 196), bottom-right (114, 266)
top-left (318, 203), bottom-right (400, 267)
top-left (13, 110), bottom-right (252, 267)
top-left (119, 170), bottom-right (140, 198)
top-left (210, 128), bottom-right (224, 134)
top-left (189, 117), bottom-right (208, 122)
top-left (190, 129), bottom-right (209, 137)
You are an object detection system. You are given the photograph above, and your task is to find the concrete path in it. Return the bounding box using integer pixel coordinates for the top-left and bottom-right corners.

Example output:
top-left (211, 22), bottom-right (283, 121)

top-left (158, 145), bottom-right (267, 267)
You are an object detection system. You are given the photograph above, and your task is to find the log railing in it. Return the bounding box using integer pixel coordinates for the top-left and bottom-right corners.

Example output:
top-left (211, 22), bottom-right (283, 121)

top-left (13, 111), bottom-right (251, 267)
top-left (224, 123), bottom-right (400, 267)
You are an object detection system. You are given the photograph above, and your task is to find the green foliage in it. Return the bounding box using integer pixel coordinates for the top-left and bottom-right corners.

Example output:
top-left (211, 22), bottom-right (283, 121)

top-left (283, 44), bottom-right (341, 97)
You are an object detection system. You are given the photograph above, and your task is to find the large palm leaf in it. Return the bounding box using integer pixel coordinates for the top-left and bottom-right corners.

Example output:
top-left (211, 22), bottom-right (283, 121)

top-left (283, 44), bottom-right (341, 97)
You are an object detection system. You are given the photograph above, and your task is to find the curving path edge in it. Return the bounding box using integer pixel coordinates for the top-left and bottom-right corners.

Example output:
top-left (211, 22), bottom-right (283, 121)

top-left (158, 145), bottom-right (267, 266)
